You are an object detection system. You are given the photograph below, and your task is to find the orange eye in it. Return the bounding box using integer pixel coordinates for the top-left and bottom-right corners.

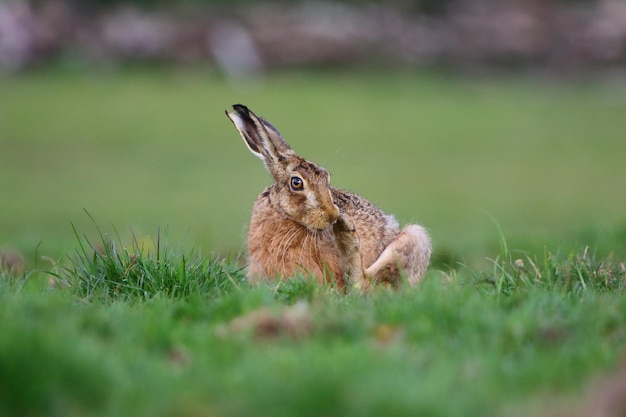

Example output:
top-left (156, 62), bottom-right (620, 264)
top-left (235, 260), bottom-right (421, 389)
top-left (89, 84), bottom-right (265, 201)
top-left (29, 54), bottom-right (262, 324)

top-left (290, 176), bottom-right (304, 191)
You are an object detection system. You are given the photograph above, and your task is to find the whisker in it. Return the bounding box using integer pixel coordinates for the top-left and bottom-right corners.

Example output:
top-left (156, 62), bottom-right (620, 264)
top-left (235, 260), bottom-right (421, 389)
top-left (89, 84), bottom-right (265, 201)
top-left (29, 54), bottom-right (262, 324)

top-left (313, 230), bottom-right (321, 264)
top-left (279, 228), bottom-right (300, 275)
top-left (299, 231), bottom-right (310, 264)
top-left (274, 229), bottom-right (296, 272)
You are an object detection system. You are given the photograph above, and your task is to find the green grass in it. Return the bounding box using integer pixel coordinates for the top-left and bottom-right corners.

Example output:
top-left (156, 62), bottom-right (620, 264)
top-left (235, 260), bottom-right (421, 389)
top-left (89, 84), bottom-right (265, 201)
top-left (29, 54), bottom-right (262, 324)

top-left (61, 215), bottom-right (242, 300)
top-left (1, 69), bottom-right (626, 416)
top-left (1, 229), bottom-right (624, 417)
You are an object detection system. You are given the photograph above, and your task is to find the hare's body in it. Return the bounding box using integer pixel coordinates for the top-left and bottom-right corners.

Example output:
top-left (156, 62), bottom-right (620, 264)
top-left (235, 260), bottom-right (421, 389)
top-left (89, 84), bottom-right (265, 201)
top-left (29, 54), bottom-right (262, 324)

top-left (247, 187), bottom-right (400, 288)
top-left (226, 104), bottom-right (431, 291)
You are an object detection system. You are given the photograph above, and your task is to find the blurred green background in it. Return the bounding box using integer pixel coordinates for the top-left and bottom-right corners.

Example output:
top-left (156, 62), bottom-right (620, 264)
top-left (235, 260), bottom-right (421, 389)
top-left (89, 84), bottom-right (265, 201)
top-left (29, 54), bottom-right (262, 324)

top-left (2, 69), bottom-right (625, 268)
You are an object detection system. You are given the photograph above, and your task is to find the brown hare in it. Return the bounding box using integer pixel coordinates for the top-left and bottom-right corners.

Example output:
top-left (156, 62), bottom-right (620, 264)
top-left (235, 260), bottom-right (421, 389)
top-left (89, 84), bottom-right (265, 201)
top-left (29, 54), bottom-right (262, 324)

top-left (226, 104), bottom-right (431, 292)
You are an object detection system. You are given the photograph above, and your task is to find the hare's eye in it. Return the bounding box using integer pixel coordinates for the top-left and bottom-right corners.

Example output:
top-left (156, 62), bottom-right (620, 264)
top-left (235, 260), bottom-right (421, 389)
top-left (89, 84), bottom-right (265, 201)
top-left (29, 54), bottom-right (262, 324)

top-left (290, 176), bottom-right (304, 191)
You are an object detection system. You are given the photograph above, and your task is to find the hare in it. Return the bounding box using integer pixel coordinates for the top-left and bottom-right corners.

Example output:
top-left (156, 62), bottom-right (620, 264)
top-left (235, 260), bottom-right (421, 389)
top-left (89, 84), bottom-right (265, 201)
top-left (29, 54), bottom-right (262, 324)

top-left (226, 104), bottom-right (431, 292)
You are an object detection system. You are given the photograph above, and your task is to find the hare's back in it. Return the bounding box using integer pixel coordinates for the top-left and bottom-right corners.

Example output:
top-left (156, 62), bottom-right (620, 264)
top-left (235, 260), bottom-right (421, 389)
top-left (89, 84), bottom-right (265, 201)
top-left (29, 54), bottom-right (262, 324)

top-left (331, 188), bottom-right (400, 268)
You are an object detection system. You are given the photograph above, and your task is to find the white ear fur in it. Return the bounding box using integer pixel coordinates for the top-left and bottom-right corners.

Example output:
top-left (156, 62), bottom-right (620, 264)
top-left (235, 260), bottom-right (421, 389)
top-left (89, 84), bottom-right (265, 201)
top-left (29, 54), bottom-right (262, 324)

top-left (226, 110), bottom-right (266, 162)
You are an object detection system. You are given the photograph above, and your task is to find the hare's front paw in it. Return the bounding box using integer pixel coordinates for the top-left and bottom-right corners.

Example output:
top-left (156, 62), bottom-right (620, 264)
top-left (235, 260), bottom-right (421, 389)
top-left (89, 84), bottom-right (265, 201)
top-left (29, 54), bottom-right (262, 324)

top-left (333, 215), bottom-right (369, 293)
top-left (333, 215), bottom-right (359, 254)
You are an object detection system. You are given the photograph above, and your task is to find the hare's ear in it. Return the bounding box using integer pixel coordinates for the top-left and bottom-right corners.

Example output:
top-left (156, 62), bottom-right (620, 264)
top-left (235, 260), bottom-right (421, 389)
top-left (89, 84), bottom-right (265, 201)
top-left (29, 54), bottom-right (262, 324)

top-left (225, 104), bottom-right (293, 174)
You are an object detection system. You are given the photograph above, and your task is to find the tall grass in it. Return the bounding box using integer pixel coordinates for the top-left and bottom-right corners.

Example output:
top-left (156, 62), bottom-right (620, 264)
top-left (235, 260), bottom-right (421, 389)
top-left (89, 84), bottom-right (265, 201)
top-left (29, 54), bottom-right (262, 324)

top-left (54, 216), bottom-right (626, 304)
top-left (59, 215), bottom-right (245, 301)
top-left (469, 245), bottom-right (625, 296)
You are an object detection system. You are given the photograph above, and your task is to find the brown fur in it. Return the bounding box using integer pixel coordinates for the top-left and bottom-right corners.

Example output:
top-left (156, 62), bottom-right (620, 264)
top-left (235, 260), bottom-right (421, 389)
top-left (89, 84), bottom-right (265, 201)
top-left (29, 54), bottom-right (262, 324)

top-left (247, 189), bottom-right (347, 288)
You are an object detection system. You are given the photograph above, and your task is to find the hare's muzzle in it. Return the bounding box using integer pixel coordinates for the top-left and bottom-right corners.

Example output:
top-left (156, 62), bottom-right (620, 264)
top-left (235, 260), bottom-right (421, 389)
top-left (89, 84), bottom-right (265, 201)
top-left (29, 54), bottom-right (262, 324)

top-left (309, 202), bottom-right (340, 231)
top-left (327, 203), bottom-right (340, 225)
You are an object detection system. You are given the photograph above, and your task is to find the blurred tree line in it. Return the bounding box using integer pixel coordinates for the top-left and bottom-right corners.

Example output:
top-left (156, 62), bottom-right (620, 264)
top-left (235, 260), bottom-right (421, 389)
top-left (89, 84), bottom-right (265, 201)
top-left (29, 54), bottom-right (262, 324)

top-left (44, 0), bottom-right (600, 15)
top-left (2, 0), bottom-right (625, 74)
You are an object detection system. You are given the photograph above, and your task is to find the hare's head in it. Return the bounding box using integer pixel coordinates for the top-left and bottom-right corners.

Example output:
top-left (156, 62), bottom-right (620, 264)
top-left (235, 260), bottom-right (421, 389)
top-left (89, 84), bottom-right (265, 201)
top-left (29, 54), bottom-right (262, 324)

top-left (226, 104), bottom-right (340, 231)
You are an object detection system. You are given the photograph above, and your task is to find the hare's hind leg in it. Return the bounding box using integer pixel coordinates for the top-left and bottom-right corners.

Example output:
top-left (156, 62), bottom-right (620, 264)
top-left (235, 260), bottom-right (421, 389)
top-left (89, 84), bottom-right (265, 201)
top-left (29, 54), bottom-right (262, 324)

top-left (365, 225), bottom-right (431, 285)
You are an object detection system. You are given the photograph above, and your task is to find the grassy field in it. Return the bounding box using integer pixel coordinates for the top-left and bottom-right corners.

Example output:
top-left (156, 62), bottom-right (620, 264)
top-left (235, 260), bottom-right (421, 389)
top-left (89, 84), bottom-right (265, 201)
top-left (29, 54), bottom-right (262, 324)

top-left (1, 69), bottom-right (625, 265)
top-left (1, 233), bottom-right (625, 417)
top-left (1, 69), bottom-right (626, 417)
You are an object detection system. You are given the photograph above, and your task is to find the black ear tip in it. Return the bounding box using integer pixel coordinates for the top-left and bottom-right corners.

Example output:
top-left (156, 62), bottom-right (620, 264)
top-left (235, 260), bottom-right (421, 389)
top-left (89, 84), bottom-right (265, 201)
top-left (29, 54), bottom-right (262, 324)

top-left (231, 104), bottom-right (250, 116)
